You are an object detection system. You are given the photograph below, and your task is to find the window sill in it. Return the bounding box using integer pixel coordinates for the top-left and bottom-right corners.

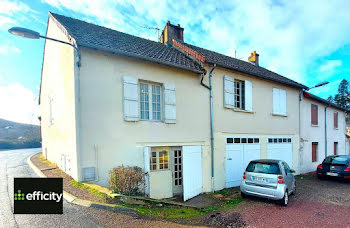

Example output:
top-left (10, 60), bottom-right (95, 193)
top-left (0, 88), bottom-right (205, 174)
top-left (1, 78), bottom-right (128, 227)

top-left (311, 124), bottom-right (319, 127)
top-left (334, 128), bottom-right (339, 130)
top-left (231, 108), bottom-right (254, 114)
top-left (150, 169), bottom-right (170, 172)
top-left (271, 113), bottom-right (288, 117)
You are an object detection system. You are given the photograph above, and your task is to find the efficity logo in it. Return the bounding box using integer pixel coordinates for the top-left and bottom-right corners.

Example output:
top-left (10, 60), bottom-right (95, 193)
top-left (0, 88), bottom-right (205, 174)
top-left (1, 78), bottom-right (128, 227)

top-left (14, 178), bottom-right (63, 214)
top-left (14, 189), bottom-right (63, 202)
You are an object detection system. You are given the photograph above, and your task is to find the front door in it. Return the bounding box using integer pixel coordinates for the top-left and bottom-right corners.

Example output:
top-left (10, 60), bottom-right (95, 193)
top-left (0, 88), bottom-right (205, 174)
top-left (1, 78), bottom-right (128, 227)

top-left (172, 147), bottom-right (183, 195)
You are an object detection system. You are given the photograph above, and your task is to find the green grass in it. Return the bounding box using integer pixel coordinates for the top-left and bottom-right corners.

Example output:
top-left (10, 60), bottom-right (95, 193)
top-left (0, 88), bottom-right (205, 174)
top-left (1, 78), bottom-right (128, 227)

top-left (135, 206), bottom-right (202, 219)
top-left (70, 180), bottom-right (107, 199)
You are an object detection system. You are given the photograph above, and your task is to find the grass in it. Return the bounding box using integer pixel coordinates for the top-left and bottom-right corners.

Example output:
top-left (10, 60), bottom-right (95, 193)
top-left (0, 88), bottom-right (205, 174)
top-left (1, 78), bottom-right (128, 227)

top-left (38, 153), bottom-right (57, 167)
top-left (130, 196), bottom-right (243, 219)
top-left (70, 180), bottom-right (107, 200)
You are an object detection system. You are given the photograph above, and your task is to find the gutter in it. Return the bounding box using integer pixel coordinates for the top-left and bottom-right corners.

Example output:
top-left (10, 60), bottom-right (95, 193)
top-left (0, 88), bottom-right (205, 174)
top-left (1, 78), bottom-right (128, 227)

top-left (325, 104), bottom-right (329, 157)
top-left (200, 64), bottom-right (216, 191)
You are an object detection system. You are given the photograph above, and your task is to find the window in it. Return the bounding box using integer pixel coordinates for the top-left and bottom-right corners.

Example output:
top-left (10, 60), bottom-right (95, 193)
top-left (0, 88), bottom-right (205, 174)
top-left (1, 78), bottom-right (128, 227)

top-left (334, 142), bottom-right (338, 155)
top-left (234, 80), bottom-right (245, 109)
top-left (140, 82), bottom-right (162, 121)
top-left (312, 142), bottom-right (318, 162)
top-left (227, 138), bottom-right (233, 143)
top-left (268, 138), bottom-right (292, 144)
top-left (246, 161), bottom-right (281, 174)
top-left (334, 112), bottom-right (338, 129)
top-left (150, 149), bottom-right (169, 171)
top-left (283, 162), bottom-right (291, 174)
top-left (273, 88), bottom-right (287, 115)
top-left (311, 104), bottom-right (318, 125)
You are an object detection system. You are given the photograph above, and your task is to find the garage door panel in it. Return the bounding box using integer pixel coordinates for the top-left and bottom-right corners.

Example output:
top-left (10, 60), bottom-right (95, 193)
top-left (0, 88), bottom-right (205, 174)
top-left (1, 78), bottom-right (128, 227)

top-left (183, 145), bottom-right (202, 201)
top-left (267, 143), bottom-right (293, 168)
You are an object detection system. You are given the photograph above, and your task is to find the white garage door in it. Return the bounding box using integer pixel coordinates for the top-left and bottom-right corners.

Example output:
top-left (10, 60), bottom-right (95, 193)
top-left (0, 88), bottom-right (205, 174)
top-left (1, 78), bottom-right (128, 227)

top-left (267, 137), bottom-right (293, 168)
top-left (183, 145), bottom-right (202, 201)
top-left (226, 137), bottom-right (261, 188)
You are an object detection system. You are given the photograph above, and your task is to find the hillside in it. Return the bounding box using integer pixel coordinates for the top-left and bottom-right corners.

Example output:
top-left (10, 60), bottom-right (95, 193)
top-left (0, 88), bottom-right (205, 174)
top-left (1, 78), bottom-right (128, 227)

top-left (0, 118), bottom-right (41, 149)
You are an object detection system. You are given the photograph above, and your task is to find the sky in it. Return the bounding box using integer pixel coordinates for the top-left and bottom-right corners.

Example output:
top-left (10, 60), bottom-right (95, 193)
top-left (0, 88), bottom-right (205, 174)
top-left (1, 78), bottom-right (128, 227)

top-left (0, 0), bottom-right (350, 125)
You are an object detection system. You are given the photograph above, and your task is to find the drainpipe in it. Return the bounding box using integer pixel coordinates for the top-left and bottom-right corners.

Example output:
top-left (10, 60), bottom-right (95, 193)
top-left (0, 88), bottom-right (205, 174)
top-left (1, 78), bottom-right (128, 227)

top-left (200, 64), bottom-right (216, 191)
top-left (325, 105), bottom-right (329, 157)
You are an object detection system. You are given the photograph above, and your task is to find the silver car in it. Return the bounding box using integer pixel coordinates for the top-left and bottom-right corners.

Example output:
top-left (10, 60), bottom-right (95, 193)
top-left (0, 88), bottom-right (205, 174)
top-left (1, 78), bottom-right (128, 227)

top-left (240, 159), bottom-right (296, 206)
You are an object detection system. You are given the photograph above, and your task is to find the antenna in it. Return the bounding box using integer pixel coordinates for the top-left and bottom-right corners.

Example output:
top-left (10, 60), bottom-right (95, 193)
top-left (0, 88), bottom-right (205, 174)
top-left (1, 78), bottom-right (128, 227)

top-left (139, 25), bottom-right (160, 42)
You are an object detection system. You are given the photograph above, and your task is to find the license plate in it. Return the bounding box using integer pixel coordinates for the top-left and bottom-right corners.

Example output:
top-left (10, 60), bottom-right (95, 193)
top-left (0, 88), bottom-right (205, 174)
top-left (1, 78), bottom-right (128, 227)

top-left (255, 177), bottom-right (265, 182)
top-left (327, 172), bottom-right (339, 177)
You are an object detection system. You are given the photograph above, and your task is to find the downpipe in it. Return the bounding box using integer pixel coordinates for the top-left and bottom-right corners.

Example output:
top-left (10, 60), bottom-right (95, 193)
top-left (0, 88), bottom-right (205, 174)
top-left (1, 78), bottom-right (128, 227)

top-left (200, 64), bottom-right (216, 192)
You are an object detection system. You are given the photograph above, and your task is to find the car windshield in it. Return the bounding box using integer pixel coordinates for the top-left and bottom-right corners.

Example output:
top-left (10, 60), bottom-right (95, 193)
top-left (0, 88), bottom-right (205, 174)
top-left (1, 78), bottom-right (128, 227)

top-left (331, 157), bottom-right (349, 165)
top-left (246, 161), bottom-right (281, 174)
top-left (324, 156), bottom-right (349, 165)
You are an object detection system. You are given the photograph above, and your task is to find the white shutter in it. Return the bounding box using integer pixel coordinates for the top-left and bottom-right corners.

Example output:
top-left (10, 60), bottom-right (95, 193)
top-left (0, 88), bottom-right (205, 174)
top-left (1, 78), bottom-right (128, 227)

top-left (224, 75), bottom-right (235, 109)
top-left (123, 76), bottom-right (139, 121)
top-left (143, 147), bottom-right (150, 196)
top-left (279, 89), bottom-right (286, 115)
top-left (244, 80), bottom-right (252, 111)
top-left (164, 83), bottom-right (176, 123)
top-left (182, 145), bottom-right (202, 201)
top-left (273, 88), bottom-right (280, 114)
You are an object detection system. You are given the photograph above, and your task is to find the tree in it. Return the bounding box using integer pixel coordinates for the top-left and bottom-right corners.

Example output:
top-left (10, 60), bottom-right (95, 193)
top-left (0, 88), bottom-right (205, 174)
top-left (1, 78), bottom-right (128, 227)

top-left (328, 79), bottom-right (350, 116)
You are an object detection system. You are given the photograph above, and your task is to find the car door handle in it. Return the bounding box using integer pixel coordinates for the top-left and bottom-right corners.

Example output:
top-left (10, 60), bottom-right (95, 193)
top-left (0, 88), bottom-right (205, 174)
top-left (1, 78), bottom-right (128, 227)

top-left (227, 158), bottom-right (232, 160)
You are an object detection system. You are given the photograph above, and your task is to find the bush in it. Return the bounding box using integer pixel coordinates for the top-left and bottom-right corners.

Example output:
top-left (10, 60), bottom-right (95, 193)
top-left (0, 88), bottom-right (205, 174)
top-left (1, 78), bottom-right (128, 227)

top-left (108, 166), bottom-right (145, 196)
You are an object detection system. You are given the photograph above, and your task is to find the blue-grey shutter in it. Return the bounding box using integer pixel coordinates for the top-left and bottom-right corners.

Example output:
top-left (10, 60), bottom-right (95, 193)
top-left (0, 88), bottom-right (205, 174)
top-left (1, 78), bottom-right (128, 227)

top-left (163, 83), bottom-right (176, 123)
top-left (224, 75), bottom-right (235, 109)
top-left (123, 76), bottom-right (139, 121)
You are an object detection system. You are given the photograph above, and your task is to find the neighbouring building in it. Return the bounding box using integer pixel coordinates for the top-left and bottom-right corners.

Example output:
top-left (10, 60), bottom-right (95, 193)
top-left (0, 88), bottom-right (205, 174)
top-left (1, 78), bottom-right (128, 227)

top-left (300, 92), bottom-right (349, 173)
top-left (40, 12), bottom-right (349, 201)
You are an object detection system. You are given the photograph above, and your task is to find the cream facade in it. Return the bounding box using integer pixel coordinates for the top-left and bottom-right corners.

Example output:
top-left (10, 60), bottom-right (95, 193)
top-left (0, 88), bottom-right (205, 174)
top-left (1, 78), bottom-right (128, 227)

top-left (40, 13), bottom-right (348, 201)
top-left (300, 96), bottom-right (349, 173)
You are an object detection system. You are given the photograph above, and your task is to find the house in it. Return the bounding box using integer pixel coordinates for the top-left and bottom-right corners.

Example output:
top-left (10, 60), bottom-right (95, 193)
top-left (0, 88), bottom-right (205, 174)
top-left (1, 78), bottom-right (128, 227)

top-left (300, 92), bottom-right (349, 173)
top-left (40, 12), bottom-right (348, 201)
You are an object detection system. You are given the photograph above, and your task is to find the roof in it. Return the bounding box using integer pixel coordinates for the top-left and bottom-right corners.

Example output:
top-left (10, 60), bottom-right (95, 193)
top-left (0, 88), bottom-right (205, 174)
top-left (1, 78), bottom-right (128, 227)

top-left (50, 12), bottom-right (307, 90)
top-left (303, 92), bottom-right (347, 111)
top-left (184, 43), bottom-right (308, 89)
top-left (49, 13), bottom-right (204, 74)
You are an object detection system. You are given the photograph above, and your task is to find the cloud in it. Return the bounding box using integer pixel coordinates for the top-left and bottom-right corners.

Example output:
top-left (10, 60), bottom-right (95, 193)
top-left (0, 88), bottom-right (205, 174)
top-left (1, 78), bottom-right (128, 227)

top-left (0, 0), bottom-right (35, 16)
top-left (0, 44), bottom-right (21, 55)
top-left (319, 60), bottom-right (342, 72)
top-left (0, 15), bottom-right (15, 30)
top-left (42, 0), bottom-right (350, 87)
top-left (0, 83), bottom-right (39, 125)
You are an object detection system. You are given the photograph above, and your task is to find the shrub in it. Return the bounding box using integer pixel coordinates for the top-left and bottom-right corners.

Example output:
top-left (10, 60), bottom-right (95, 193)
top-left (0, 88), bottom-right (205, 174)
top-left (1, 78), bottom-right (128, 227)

top-left (108, 166), bottom-right (145, 196)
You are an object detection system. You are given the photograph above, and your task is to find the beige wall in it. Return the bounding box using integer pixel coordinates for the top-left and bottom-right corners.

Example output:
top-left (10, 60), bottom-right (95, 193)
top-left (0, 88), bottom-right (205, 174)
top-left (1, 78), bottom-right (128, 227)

top-left (202, 65), bottom-right (301, 190)
top-left (78, 48), bottom-right (211, 195)
top-left (40, 16), bottom-right (79, 179)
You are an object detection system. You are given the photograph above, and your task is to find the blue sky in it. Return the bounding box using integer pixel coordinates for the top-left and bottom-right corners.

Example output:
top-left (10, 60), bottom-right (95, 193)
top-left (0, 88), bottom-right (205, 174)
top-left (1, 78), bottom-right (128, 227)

top-left (1, 0), bottom-right (350, 124)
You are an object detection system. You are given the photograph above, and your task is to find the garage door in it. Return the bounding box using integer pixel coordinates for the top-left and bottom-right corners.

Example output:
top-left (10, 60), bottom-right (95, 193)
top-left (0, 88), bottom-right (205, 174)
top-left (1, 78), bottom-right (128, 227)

top-left (226, 137), bottom-right (261, 188)
top-left (267, 137), bottom-right (293, 168)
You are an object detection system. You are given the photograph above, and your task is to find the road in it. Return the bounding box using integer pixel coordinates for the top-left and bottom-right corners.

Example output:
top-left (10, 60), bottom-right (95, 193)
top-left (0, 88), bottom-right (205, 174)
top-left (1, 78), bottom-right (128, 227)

top-left (0, 148), bottom-right (102, 228)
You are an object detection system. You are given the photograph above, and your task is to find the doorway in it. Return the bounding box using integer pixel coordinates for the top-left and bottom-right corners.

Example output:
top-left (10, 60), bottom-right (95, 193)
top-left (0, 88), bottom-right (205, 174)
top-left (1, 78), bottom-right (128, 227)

top-left (171, 147), bottom-right (183, 195)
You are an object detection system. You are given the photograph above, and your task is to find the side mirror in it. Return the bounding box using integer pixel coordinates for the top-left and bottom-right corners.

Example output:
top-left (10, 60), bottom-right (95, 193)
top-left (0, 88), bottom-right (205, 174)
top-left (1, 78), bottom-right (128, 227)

top-left (290, 169), bottom-right (296, 173)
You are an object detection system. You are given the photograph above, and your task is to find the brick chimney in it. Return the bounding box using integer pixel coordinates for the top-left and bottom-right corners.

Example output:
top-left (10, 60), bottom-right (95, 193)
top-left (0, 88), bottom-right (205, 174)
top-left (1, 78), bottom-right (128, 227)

top-left (248, 51), bottom-right (259, 66)
top-left (160, 21), bottom-right (184, 45)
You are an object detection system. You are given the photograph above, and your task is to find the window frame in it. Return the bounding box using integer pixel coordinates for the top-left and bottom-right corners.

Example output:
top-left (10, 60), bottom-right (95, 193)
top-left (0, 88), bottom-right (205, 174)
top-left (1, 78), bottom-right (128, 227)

top-left (149, 148), bottom-right (169, 171)
top-left (312, 142), bottom-right (318, 162)
top-left (139, 81), bottom-right (163, 121)
top-left (234, 80), bottom-right (245, 110)
top-left (311, 104), bottom-right (318, 126)
top-left (334, 112), bottom-right (338, 129)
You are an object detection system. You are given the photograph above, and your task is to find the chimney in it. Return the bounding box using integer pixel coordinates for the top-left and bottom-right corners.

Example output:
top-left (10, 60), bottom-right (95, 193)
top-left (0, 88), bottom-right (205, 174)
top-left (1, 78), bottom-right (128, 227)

top-left (248, 51), bottom-right (259, 66)
top-left (160, 21), bottom-right (184, 45)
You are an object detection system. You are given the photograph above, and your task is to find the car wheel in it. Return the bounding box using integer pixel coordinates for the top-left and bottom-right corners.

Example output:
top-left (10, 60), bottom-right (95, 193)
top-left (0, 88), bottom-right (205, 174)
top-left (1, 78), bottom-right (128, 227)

top-left (280, 190), bottom-right (289, 206)
top-left (241, 192), bottom-right (247, 199)
top-left (317, 174), bottom-right (323, 180)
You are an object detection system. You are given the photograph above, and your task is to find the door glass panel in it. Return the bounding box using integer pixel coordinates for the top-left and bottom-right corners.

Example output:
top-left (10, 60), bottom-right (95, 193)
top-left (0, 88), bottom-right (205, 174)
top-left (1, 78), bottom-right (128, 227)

top-left (174, 149), bottom-right (183, 186)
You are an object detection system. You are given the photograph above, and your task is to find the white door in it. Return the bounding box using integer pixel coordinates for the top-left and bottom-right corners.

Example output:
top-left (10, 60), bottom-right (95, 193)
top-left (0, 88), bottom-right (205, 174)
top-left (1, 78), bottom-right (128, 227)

top-left (267, 137), bottom-right (293, 168)
top-left (182, 145), bottom-right (202, 201)
top-left (225, 137), bottom-right (261, 188)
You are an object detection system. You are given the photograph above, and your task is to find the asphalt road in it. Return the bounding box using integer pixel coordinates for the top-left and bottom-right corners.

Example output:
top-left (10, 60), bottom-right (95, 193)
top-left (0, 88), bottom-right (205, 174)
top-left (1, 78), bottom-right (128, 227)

top-left (0, 148), bottom-right (102, 228)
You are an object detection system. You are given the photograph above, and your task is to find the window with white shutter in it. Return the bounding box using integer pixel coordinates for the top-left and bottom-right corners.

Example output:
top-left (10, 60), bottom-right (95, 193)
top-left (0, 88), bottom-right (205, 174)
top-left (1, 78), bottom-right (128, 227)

top-left (224, 75), bottom-right (252, 111)
top-left (273, 88), bottom-right (287, 115)
top-left (163, 83), bottom-right (176, 123)
top-left (139, 82), bottom-right (162, 121)
top-left (123, 76), bottom-right (139, 121)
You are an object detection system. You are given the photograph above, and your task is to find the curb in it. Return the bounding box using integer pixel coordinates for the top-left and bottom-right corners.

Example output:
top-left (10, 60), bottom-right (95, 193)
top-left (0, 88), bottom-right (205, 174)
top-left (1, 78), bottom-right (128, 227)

top-left (27, 153), bottom-right (136, 214)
